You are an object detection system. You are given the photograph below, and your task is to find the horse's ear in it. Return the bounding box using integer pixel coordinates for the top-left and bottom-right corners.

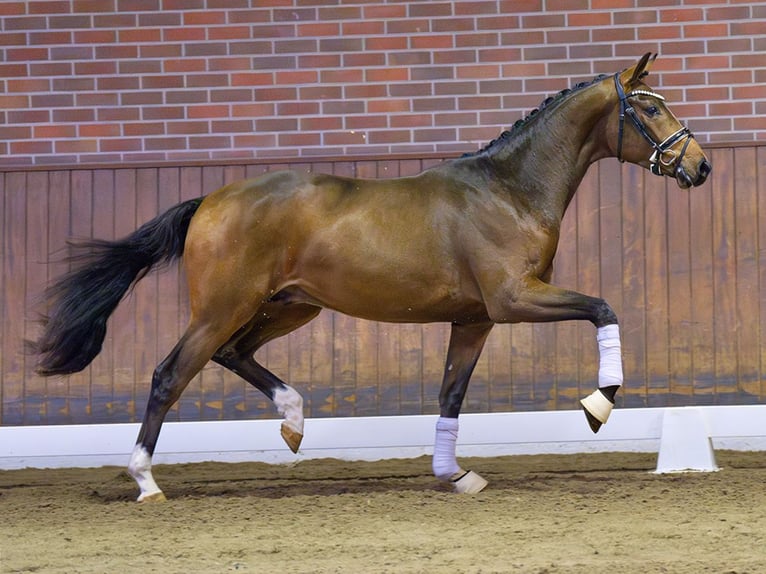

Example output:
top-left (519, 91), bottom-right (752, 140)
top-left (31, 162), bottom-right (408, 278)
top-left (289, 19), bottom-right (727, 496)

top-left (620, 52), bottom-right (657, 88)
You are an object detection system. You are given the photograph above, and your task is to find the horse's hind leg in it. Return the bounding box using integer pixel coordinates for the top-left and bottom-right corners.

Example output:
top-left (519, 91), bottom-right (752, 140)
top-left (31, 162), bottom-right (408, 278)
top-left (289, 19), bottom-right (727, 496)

top-left (213, 302), bottom-right (322, 453)
top-left (128, 315), bottom-right (251, 502)
top-left (434, 321), bottom-right (494, 494)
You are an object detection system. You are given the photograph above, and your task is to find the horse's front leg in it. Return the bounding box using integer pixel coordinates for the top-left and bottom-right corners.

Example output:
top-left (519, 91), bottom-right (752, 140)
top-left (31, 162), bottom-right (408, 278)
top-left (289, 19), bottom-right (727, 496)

top-left (493, 278), bottom-right (623, 433)
top-left (434, 321), bottom-right (494, 493)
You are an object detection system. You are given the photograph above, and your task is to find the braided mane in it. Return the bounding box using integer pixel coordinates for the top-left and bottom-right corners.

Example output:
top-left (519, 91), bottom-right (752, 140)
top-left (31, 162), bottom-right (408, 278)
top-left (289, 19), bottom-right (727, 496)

top-left (465, 73), bottom-right (610, 157)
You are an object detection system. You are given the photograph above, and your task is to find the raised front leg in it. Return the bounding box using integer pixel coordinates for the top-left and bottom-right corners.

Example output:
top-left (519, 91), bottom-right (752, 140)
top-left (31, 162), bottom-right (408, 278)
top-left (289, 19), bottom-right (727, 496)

top-left (433, 322), bottom-right (493, 493)
top-left (487, 277), bottom-right (623, 433)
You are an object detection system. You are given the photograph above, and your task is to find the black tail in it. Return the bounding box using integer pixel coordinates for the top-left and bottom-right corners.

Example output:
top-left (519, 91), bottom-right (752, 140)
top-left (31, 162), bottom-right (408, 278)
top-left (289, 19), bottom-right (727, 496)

top-left (32, 197), bottom-right (205, 376)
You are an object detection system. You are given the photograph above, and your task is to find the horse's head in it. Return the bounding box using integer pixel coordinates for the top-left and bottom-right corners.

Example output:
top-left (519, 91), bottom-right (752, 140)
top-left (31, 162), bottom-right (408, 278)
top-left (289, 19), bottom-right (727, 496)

top-left (610, 53), bottom-right (711, 188)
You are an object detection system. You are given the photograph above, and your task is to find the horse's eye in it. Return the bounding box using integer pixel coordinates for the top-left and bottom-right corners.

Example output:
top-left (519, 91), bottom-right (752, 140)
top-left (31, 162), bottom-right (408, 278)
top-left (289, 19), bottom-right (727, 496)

top-left (645, 105), bottom-right (660, 117)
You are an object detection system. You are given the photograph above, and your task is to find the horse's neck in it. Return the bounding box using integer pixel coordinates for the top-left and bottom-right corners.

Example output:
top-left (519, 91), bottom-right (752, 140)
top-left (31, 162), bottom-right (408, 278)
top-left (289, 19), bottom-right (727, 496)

top-left (488, 85), bottom-right (613, 222)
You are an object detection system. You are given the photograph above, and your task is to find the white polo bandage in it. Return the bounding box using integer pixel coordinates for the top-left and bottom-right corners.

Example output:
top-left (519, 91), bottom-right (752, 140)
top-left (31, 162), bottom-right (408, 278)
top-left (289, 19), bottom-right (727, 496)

top-left (432, 416), bottom-right (461, 481)
top-left (597, 324), bottom-right (623, 388)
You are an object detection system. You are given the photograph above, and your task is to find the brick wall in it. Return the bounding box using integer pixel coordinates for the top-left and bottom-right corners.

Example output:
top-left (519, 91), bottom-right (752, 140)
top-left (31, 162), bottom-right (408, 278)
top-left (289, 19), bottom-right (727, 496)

top-left (0, 0), bottom-right (764, 167)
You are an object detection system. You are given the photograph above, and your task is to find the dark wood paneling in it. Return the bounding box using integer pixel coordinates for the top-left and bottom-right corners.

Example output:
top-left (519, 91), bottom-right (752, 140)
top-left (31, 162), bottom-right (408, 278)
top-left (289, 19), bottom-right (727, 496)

top-left (2, 148), bottom-right (764, 425)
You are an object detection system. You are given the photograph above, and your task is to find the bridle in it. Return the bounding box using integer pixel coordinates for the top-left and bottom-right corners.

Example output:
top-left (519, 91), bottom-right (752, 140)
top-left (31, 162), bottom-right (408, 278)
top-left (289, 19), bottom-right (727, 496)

top-left (614, 73), bottom-right (694, 179)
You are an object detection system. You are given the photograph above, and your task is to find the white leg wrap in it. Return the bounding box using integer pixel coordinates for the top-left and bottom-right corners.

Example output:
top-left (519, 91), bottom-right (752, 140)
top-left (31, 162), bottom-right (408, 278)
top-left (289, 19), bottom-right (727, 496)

top-left (127, 445), bottom-right (165, 502)
top-left (432, 416), bottom-right (461, 481)
top-left (597, 324), bottom-right (623, 388)
top-left (273, 385), bottom-right (304, 436)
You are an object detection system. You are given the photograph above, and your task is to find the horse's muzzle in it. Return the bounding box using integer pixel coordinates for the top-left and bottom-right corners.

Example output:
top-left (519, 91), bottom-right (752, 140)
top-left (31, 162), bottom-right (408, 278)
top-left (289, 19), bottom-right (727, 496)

top-left (676, 158), bottom-right (711, 188)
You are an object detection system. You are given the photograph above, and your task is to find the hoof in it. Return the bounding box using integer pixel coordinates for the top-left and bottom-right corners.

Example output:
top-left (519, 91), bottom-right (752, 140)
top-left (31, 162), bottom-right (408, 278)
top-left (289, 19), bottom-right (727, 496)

top-left (580, 389), bottom-right (614, 434)
top-left (582, 407), bottom-right (603, 434)
top-left (137, 491), bottom-right (167, 503)
top-left (450, 470), bottom-right (488, 494)
top-left (281, 421), bottom-right (303, 454)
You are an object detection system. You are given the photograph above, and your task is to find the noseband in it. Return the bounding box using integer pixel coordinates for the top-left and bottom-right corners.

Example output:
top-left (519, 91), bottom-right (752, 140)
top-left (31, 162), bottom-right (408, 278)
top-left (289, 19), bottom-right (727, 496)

top-left (614, 73), bottom-right (694, 178)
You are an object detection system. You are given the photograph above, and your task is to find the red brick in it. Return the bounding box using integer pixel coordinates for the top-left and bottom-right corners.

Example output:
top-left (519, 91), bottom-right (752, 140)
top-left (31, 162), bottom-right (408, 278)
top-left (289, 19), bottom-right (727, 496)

top-left (143, 106), bottom-right (184, 120)
top-left (498, 0), bottom-right (543, 12)
top-left (638, 26), bottom-right (682, 40)
top-left (122, 91), bottom-right (162, 105)
top-left (389, 82), bottom-right (432, 97)
top-left (124, 122), bottom-right (165, 136)
top-left (368, 130), bottom-right (412, 145)
top-left (365, 36), bottom-right (408, 51)
top-left (300, 116), bottom-right (344, 131)
top-left (98, 106), bottom-right (139, 121)
top-left (11, 140), bottom-right (53, 154)
top-left (343, 84), bottom-right (390, 99)
top-left (341, 21), bottom-right (384, 35)
top-left (34, 124), bottom-right (77, 140)
top-left (320, 69), bottom-right (365, 84)
top-left (74, 0), bottom-right (119, 12)
top-left (344, 115), bottom-right (387, 130)
top-left (48, 15), bottom-right (92, 29)
top-left (0, 32), bottom-right (27, 46)
top-left (95, 45), bottom-right (138, 59)
top-left (414, 128), bottom-right (456, 143)
top-left (146, 137), bottom-right (188, 151)
top-left (29, 31), bottom-right (71, 45)
top-left (7, 110), bottom-right (51, 124)
top-left (164, 27), bottom-right (206, 42)
top-left (522, 14), bottom-right (566, 28)
top-left (684, 23), bottom-right (727, 38)
top-left (276, 70), bottom-right (319, 85)
top-left (660, 8), bottom-right (703, 22)
top-left (0, 125), bottom-right (33, 139)
top-left (54, 138), bottom-right (98, 153)
top-left (231, 72), bottom-right (274, 87)
top-left (167, 121), bottom-right (211, 135)
top-left (277, 102), bottom-right (320, 116)
top-left (455, 33), bottom-right (499, 47)
top-left (30, 91), bottom-right (73, 111)
top-left (232, 134), bottom-right (277, 149)
top-left (142, 75), bottom-right (184, 89)
top-left (411, 66), bottom-right (454, 81)
top-left (0, 2), bottom-right (26, 16)
top-left (344, 53), bottom-right (386, 67)
top-left (4, 16), bottom-right (47, 30)
top-left (365, 68), bottom-right (408, 83)
top-left (188, 105), bottom-right (231, 119)
top-left (97, 76), bottom-right (140, 90)
top-left (297, 22), bottom-right (340, 37)
top-left (253, 87), bottom-right (297, 101)
top-left (390, 114), bottom-right (432, 128)
top-left (119, 28), bottom-right (162, 43)
top-left (140, 12), bottom-right (180, 26)
top-left (7, 78), bottom-right (50, 92)
top-left (209, 25), bottom-right (251, 40)
top-left (118, 0), bottom-right (160, 10)
top-left (368, 99), bottom-right (410, 113)
top-left (164, 58), bottom-right (206, 73)
top-left (278, 133), bottom-right (321, 147)
top-left (7, 48), bottom-right (49, 62)
top-left (456, 1), bottom-right (497, 15)
top-left (273, 7), bottom-right (315, 21)
top-left (324, 131), bottom-right (368, 146)
top-left (457, 65), bottom-right (500, 80)
top-left (80, 123), bottom-right (121, 137)
top-left (434, 50), bottom-right (476, 65)
top-left (231, 102), bottom-right (275, 118)
top-left (184, 10), bottom-right (226, 25)
top-left (432, 18), bottom-right (475, 33)
top-left (479, 48), bottom-right (523, 62)
top-left (434, 112), bottom-right (477, 126)
top-left (613, 10), bottom-right (658, 25)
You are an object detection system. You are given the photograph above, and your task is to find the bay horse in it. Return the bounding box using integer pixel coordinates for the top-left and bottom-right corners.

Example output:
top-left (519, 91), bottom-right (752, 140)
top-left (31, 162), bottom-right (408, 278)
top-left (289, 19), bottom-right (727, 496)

top-left (33, 53), bottom-right (711, 501)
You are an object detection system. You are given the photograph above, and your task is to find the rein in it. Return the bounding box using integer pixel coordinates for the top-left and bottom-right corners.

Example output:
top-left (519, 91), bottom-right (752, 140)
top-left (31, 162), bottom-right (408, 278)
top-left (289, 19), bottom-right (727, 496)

top-left (613, 73), bottom-right (694, 180)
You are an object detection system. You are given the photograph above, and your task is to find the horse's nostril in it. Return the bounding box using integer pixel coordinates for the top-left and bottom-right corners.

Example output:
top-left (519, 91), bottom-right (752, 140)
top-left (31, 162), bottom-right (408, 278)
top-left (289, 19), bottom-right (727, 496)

top-left (699, 159), bottom-right (712, 178)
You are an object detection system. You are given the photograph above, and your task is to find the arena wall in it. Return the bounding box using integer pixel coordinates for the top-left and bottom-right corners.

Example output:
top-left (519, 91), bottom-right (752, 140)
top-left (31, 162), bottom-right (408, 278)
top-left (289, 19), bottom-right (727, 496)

top-left (1, 1), bottom-right (765, 427)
